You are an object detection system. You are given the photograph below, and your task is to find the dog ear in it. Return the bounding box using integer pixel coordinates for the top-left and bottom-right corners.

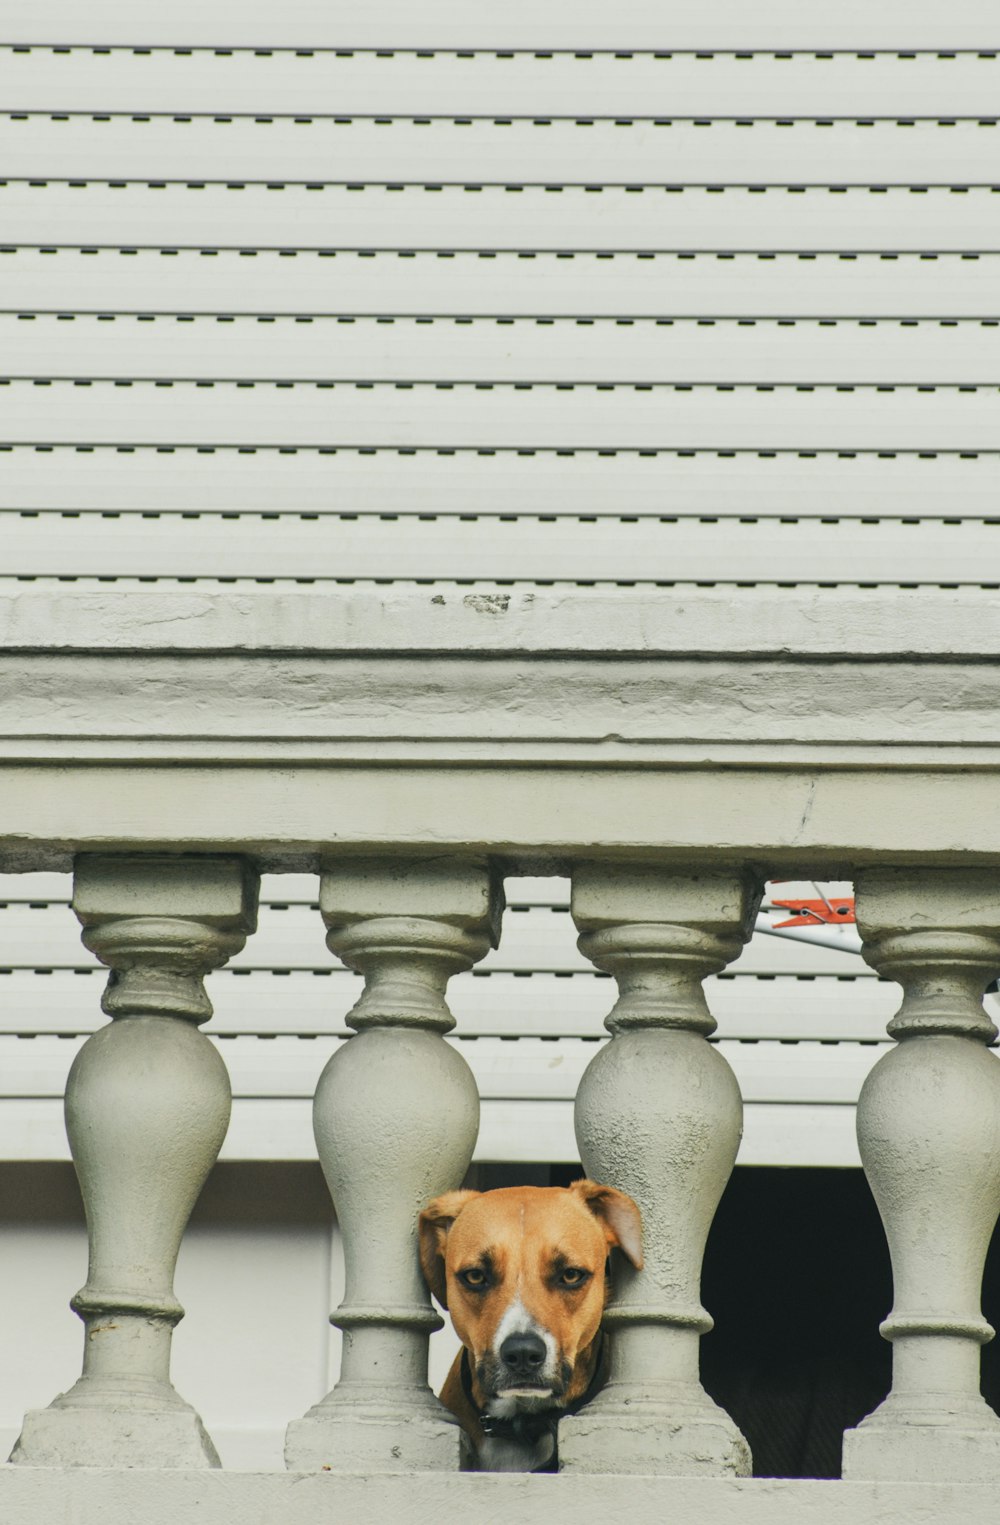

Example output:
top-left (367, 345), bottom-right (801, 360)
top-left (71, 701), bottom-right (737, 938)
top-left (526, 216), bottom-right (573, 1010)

top-left (570, 1179), bottom-right (644, 1270)
top-left (418, 1190), bottom-right (481, 1309)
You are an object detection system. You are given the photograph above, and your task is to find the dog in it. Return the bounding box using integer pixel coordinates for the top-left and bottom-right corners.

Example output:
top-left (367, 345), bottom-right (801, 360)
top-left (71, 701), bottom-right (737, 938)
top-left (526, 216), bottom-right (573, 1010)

top-left (418, 1179), bottom-right (643, 1472)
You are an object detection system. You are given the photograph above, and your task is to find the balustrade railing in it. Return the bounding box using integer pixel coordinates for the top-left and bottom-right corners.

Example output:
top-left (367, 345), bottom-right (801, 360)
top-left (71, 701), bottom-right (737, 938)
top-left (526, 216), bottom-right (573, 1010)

top-left (5, 848), bottom-right (1000, 1485)
top-left (1, 583), bottom-right (998, 1513)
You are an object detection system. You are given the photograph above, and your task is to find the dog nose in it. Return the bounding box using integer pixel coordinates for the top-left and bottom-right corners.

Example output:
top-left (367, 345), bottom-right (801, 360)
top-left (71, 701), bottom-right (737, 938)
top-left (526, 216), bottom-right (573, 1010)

top-left (500, 1332), bottom-right (547, 1378)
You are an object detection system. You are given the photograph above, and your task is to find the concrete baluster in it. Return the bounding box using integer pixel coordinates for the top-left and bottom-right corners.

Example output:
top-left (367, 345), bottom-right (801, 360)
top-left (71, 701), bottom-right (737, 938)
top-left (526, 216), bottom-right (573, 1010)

top-left (284, 857), bottom-right (502, 1473)
top-left (558, 865), bottom-right (761, 1476)
top-left (843, 869), bottom-right (1000, 1482)
top-left (11, 854), bottom-right (258, 1468)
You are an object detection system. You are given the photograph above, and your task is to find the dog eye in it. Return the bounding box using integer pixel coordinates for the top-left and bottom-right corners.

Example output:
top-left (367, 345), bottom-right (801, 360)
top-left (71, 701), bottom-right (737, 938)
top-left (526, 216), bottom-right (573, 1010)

top-left (556, 1267), bottom-right (591, 1289)
top-left (457, 1267), bottom-right (489, 1291)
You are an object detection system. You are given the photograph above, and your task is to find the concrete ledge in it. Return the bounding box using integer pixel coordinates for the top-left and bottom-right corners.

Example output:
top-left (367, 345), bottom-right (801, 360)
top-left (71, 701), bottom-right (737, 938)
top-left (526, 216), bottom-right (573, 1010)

top-left (3, 1468), bottom-right (1000, 1525)
top-left (2, 585), bottom-right (1000, 872)
top-left (5, 763), bottom-right (1000, 877)
top-left (1, 585), bottom-right (999, 658)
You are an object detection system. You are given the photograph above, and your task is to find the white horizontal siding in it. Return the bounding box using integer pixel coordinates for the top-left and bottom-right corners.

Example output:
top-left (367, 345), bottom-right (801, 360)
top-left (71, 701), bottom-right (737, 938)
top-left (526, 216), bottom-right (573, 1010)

top-left (0, 873), bottom-right (852, 910)
top-left (6, 314), bottom-right (998, 384)
top-left (5, 185), bottom-right (999, 253)
top-left (2, 513), bottom-right (998, 582)
top-left (7, 117), bottom-right (1000, 185)
top-left (6, 574), bottom-right (930, 596)
top-left (4, 382), bottom-right (999, 448)
top-left (0, 865), bottom-right (896, 1171)
top-left (5, 250), bottom-right (997, 317)
top-left (0, 1032), bottom-right (885, 1164)
top-left (0, 871), bottom-right (563, 906)
top-left (0, 873), bottom-right (562, 904)
top-left (6, 49), bottom-right (1000, 120)
top-left (0, 1034), bottom-right (886, 1105)
top-left (2, 450), bottom-right (997, 518)
top-left (0, 968), bottom-right (897, 1041)
top-left (0, 901), bottom-right (875, 977)
top-left (0, 1093), bottom-right (866, 1166)
top-left (5, 1), bottom-right (1000, 51)
top-left (3, 381), bottom-right (997, 449)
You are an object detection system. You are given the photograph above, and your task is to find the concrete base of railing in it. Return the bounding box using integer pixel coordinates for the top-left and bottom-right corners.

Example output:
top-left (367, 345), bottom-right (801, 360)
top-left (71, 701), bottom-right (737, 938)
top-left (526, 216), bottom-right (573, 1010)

top-left (558, 1396), bottom-right (752, 1477)
top-left (843, 1394), bottom-right (1000, 1483)
top-left (11, 1402), bottom-right (221, 1471)
top-left (283, 1400), bottom-right (464, 1474)
top-left (2, 1468), bottom-right (1000, 1524)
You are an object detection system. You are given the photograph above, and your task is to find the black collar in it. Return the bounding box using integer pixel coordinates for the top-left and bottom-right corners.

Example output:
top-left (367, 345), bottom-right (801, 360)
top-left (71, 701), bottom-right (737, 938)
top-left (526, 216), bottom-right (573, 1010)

top-left (460, 1336), bottom-right (606, 1447)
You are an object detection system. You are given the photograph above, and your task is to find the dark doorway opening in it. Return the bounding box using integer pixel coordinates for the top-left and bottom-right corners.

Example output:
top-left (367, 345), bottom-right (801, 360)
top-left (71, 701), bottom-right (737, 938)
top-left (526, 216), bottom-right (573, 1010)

top-left (701, 1166), bottom-right (893, 1478)
top-left (702, 1164), bottom-right (1000, 1479)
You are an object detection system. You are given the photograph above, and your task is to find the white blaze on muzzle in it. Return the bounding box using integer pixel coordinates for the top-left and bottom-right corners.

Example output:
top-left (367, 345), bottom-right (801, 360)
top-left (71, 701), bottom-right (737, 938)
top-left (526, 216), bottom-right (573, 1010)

top-left (492, 1296), bottom-right (560, 1390)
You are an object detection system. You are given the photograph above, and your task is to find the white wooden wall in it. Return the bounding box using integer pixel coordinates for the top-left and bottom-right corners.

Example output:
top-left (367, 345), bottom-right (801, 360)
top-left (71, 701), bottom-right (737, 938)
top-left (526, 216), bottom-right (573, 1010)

top-left (1, 11), bottom-right (998, 587)
top-left (0, 1161), bottom-right (343, 1471)
top-left (0, 873), bottom-right (887, 1170)
top-left (2, 0), bottom-right (998, 1471)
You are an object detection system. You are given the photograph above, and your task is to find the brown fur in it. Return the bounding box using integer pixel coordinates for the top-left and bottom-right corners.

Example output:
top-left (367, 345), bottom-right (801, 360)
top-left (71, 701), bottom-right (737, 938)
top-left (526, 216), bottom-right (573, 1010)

top-left (419, 1181), bottom-right (642, 1467)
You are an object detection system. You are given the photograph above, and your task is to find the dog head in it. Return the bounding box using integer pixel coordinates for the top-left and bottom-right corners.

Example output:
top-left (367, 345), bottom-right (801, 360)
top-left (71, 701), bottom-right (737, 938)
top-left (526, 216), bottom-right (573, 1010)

top-left (419, 1181), bottom-right (642, 1418)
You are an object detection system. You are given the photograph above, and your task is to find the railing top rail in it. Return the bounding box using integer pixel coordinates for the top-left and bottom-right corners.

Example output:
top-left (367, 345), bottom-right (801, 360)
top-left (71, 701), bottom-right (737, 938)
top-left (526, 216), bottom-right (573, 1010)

top-left (1, 584), bottom-right (999, 873)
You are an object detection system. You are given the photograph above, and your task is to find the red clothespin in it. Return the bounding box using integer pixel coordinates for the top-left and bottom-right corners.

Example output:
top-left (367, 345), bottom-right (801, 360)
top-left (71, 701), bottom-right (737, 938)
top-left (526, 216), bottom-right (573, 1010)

top-left (771, 897), bottom-right (856, 928)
